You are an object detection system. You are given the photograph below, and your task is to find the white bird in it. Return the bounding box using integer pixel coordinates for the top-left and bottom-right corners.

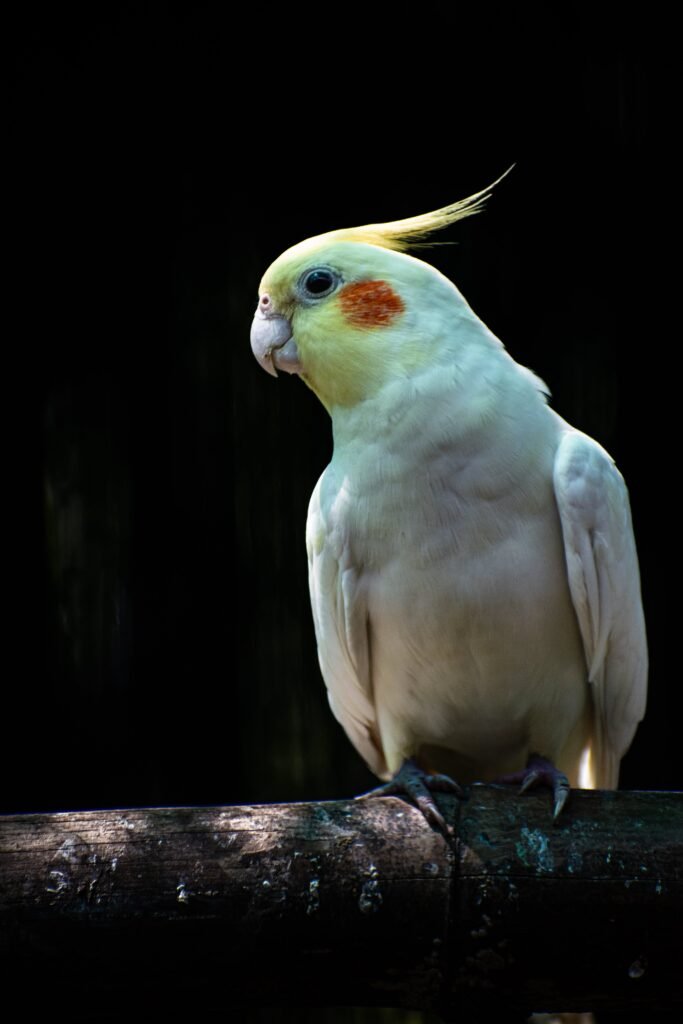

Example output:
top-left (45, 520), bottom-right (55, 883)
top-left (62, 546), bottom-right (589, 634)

top-left (250, 177), bottom-right (647, 827)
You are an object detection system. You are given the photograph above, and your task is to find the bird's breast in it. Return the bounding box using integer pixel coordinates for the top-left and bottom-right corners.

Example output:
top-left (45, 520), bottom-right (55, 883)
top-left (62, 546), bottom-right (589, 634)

top-left (320, 432), bottom-right (589, 776)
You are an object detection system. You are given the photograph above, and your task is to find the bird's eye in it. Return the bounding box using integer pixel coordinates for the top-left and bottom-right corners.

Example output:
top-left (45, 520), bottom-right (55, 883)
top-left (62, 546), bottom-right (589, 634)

top-left (301, 268), bottom-right (337, 299)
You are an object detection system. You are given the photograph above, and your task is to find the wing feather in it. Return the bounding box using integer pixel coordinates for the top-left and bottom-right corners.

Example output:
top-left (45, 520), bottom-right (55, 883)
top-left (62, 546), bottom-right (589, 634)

top-left (553, 429), bottom-right (648, 788)
top-left (306, 475), bottom-right (386, 777)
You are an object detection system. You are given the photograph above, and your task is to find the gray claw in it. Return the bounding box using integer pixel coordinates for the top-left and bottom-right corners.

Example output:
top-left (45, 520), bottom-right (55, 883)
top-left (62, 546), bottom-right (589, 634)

top-left (415, 793), bottom-right (447, 831)
top-left (519, 770), bottom-right (540, 794)
top-left (425, 773), bottom-right (465, 797)
top-left (552, 779), bottom-right (571, 821)
top-left (355, 758), bottom-right (461, 834)
top-left (496, 754), bottom-right (572, 820)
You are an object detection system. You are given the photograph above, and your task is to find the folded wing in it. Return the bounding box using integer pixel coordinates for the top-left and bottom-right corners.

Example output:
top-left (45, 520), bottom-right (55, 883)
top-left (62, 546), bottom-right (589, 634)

top-left (307, 476), bottom-right (386, 778)
top-left (553, 429), bottom-right (648, 788)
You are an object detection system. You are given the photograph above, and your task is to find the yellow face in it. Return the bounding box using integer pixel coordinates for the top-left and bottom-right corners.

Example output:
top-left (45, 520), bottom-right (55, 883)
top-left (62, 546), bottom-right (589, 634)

top-left (251, 179), bottom-right (504, 409)
top-left (253, 238), bottom-right (446, 410)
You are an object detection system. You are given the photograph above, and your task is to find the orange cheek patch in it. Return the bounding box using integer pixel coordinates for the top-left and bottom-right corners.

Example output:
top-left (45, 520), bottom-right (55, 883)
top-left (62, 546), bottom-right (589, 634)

top-left (339, 280), bottom-right (405, 327)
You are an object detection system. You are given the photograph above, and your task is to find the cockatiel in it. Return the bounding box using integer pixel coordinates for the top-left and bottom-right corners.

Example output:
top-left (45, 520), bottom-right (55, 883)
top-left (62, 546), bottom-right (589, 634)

top-left (250, 177), bottom-right (647, 827)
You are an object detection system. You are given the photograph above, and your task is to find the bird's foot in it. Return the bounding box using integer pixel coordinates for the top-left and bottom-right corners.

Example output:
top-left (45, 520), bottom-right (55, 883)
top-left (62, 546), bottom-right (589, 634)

top-left (356, 757), bottom-right (463, 833)
top-left (495, 753), bottom-right (570, 820)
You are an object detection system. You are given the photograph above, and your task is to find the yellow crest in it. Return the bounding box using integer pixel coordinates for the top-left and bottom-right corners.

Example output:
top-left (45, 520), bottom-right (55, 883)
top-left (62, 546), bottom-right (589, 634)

top-left (320, 167), bottom-right (513, 252)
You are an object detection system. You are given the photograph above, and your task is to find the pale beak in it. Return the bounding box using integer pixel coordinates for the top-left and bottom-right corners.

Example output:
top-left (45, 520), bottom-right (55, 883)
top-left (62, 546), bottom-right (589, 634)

top-left (250, 306), bottom-right (302, 378)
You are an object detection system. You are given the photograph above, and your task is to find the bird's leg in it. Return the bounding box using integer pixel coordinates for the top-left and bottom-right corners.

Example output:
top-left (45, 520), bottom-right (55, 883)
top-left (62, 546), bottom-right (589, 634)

top-left (495, 753), bottom-right (571, 820)
top-left (356, 757), bottom-right (463, 833)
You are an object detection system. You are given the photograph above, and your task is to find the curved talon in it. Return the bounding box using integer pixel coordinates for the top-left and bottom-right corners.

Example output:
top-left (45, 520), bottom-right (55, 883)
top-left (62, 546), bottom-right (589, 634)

top-left (519, 769), bottom-right (541, 794)
top-left (356, 782), bottom-right (402, 800)
top-left (356, 757), bottom-right (462, 833)
top-left (552, 777), bottom-right (571, 820)
top-left (496, 754), bottom-right (571, 821)
top-left (414, 791), bottom-right (447, 832)
top-left (424, 772), bottom-right (465, 796)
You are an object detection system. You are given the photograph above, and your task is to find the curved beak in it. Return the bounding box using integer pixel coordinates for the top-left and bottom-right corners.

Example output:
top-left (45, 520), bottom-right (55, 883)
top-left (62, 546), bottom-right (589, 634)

top-left (250, 308), bottom-right (302, 377)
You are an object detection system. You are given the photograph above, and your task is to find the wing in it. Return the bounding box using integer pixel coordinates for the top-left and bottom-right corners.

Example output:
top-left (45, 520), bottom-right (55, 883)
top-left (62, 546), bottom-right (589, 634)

top-left (553, 428), bottom-right (648, 788)
top-left (306, 475), bottom-right (387, 778)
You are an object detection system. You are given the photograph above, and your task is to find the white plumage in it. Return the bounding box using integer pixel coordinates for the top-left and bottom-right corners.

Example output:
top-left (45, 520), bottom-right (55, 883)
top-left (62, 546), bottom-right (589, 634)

top-left (251, 187), bottom-right (647, 802)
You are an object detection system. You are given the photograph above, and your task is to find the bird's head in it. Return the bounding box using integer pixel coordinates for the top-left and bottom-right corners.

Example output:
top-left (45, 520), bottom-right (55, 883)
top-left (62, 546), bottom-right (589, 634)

top-left (250, 173), bottom-right (509, 412)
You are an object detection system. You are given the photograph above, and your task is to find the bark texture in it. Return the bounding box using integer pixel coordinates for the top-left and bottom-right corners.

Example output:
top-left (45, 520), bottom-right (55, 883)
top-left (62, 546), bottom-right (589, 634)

top-left (1, 787), bottom-right (680, 1018)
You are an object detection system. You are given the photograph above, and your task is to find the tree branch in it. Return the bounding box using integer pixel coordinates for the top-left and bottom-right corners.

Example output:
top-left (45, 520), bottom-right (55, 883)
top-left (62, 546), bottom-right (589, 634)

top-left (1, 787), bottom-right (681, 1019)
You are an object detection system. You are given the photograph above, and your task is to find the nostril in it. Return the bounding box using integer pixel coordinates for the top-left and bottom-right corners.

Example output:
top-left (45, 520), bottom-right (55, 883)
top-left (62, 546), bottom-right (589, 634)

top-left (260, 294), bottom-right (270, 307)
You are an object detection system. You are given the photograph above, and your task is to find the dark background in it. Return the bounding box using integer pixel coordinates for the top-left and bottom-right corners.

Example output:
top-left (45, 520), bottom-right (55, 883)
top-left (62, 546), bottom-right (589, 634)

top-left (6, 6), bottom-right (672, 811)
top-left (5, 8), bottom-right (674, 1017)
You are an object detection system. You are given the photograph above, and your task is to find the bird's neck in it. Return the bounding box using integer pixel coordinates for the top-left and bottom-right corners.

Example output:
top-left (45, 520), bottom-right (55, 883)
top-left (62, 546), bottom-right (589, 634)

top-left (328, 326), bottom-right (554, 504)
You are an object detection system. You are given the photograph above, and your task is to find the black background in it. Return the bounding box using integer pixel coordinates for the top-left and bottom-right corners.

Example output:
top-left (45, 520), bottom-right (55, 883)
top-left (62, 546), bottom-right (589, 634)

top-left (6, 9), bottom-right (673, 823)
top-left (5, 9), bottom-right (676, 1024)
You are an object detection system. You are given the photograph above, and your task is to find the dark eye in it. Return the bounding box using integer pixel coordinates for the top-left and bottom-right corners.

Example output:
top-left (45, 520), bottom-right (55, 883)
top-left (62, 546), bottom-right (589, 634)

top-left (301, 268), bottom-right (337, 298)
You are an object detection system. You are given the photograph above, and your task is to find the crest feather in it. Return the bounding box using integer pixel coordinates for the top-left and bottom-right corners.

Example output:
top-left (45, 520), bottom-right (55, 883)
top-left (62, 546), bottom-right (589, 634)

top-left (324, 167), bottom-right (513, 252)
